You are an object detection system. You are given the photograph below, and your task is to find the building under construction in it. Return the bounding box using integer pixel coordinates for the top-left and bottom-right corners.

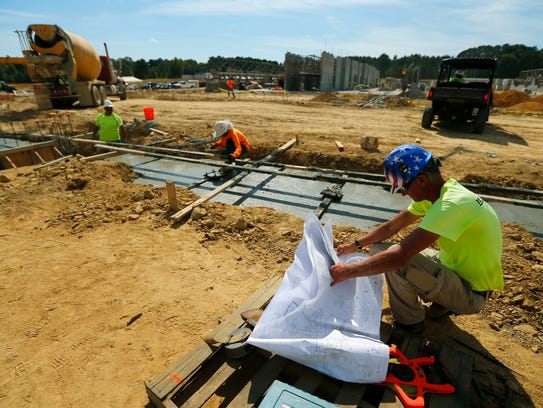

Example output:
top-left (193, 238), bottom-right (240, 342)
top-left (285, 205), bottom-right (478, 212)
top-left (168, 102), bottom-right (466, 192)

top-left (284, 51), bottom-right (380, 92)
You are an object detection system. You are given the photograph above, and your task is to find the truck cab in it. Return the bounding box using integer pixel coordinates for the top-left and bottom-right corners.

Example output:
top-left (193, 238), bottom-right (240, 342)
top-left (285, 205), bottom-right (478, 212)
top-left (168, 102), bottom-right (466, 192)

top-left (421, 58), bottom-right (497, 134)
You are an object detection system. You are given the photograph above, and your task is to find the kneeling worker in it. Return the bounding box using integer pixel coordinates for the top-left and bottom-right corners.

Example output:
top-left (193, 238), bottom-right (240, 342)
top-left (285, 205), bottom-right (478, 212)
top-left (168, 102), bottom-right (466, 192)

top-left (330, 144), bottom-right (503, 334)
top-left (210, 120), bottom-right (250, 162)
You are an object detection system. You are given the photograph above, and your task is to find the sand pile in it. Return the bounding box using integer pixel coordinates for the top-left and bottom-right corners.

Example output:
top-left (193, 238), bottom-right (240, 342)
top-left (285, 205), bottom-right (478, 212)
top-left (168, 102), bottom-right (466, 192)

top-left (493, 89), bottom-right (543, 112)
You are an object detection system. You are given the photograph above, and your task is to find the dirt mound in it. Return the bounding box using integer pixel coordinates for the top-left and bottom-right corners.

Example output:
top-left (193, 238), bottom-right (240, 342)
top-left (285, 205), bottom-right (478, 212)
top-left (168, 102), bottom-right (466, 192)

top-left (483, 223), bottom-right (543, 352)
top-left (492, 90), bottom-right (543, 112)
top-left (493, 90), bottom-right (532, 107)
top-left (507, 101), bottom-right (543, 112)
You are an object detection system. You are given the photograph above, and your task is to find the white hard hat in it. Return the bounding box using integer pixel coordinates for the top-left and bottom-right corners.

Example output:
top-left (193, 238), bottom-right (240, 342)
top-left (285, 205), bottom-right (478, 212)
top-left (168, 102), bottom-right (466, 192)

top-left (103, 100), bottom-right (114, 108)
top-left (213, 120), bottom-right (233, 137)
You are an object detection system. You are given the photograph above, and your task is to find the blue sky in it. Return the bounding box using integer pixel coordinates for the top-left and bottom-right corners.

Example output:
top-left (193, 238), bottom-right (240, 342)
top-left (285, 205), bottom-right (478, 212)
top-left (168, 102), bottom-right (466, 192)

top-left (1, 1), bottom-right (542, 64)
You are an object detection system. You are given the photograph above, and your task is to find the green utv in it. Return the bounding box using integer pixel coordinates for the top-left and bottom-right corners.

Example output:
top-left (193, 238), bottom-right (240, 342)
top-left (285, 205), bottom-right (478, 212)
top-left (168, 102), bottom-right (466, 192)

top-left (422, 58), bottom-right (497, 134)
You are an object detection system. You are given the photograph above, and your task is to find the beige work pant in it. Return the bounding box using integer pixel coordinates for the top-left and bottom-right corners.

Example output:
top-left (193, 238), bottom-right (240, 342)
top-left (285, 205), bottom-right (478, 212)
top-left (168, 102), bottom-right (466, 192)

top-left (371, 243), bottom-right (488, 325)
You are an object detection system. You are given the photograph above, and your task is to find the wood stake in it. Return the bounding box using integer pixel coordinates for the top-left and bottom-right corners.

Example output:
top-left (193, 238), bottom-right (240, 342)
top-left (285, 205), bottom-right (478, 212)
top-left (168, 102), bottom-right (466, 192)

top-left (165, 180), bottom-right (179, 211)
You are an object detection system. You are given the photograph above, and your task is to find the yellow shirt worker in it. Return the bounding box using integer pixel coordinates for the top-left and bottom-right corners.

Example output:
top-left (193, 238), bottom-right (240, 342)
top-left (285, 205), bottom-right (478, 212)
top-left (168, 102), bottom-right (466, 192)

top-left (93, 100), bottom-right (126, 142)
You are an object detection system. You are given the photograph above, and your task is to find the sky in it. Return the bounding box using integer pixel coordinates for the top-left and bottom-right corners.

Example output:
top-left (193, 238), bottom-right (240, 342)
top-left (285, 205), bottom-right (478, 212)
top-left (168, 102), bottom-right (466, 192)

top-left (1, 0), bottom-right (542, 64)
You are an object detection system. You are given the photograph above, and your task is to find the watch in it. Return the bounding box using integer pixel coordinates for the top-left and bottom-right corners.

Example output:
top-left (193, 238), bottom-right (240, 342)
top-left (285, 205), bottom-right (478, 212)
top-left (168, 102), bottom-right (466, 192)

top-left (354, 239), bottom-right (362, 250)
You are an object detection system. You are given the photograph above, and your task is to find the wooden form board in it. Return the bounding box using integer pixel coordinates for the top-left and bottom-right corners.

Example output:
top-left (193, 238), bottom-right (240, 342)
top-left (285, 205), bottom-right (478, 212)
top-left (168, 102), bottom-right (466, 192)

top-left (145, 275), bottom-right (472, 408)
top-left (145, 275), bottom-right (282, 407)
top-left (0, 140), bottom-right (60, 169)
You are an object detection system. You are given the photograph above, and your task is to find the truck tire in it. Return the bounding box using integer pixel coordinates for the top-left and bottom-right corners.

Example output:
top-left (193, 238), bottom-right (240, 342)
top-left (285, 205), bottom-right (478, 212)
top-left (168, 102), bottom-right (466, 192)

top-left (421, 107), bottom-right (434, 128)
top-left (99, 86), bottom-right (106, 105)
top-left (91, 85), bottom-right (102, 107)
top-left (119, 82), bottom-right (127, 100)
top-left (473, 107), bottom-right (487, 134)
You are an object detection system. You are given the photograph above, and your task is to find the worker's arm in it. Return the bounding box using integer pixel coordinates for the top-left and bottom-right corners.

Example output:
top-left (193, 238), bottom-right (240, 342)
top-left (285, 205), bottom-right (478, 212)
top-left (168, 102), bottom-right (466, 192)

top-left (336, 209), bottom-right (421, 256)
top-left (211, 135), bottom-right (226, 148)
top-left (330, 227), bottom-right (439, 286)
top-left (120, 125), bottom-right (126, 141)
top-left (92, 123), bottom-right (99, 139)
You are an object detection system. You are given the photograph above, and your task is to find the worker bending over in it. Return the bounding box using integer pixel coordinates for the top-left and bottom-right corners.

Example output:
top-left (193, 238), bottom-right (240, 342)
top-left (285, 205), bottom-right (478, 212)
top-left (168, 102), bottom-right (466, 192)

top-left (210, 120), bottom-right (250, 162)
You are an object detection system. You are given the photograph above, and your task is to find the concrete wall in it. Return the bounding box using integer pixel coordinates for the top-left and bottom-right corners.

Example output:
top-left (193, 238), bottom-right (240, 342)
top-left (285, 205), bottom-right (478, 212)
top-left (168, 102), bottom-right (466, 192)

top-left (285, 51), bottom-right (380, 92)
top-left (319, 52), bottom-right (335, 92)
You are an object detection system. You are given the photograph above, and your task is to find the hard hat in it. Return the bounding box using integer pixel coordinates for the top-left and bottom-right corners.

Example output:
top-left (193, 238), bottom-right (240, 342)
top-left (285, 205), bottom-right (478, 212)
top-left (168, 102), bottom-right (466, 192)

top-left (454, 70), bottom-right (464, 77)
top-left (103, 100), bottom-right (114, 108)
top-left (383, 144), bottom-right (432, 193)
top-left (213, 120), bottom-right (233, 137)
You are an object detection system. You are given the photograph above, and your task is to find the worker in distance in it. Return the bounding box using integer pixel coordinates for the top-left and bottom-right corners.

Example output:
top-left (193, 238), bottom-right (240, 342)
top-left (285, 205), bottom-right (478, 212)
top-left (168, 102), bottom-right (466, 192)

top-left (330, 144), bottom-right (504, 333)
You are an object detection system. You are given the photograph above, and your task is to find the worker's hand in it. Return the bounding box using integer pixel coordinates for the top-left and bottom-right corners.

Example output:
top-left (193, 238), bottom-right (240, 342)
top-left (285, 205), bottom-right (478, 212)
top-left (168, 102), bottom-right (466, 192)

top-left (336, 242), bottom-right (358, 257)
top-left (329, 262), bottom-right (350, 287)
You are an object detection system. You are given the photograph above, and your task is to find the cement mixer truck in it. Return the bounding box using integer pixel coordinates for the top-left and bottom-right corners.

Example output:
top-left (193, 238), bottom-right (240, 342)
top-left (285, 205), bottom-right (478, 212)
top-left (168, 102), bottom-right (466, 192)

top-left (14, 24), bottom-right (127, 109)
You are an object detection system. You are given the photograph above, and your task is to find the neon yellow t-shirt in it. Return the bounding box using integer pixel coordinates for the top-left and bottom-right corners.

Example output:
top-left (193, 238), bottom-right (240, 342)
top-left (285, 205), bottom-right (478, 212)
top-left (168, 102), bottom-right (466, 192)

top-left (408, 178), bottom-right (503, 291)
top-left (96, 113), bottom-right (123, 141)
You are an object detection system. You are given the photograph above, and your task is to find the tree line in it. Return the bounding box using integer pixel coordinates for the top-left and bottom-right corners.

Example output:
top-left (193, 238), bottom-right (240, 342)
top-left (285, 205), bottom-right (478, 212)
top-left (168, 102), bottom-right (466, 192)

top-left (1, 44), bottom-right (541, 84)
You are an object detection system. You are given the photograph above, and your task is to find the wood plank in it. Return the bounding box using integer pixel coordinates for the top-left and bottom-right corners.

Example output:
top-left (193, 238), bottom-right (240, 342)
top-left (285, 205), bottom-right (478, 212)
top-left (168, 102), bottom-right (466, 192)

top-left (0, 140), bottom-right (57, 156)
top-left (378, 388), bottom-right (404, 407)
top-left (335, 140), bottom-right (344, 152)
top-left (181, 357), bottom-right (243, 408)
top-left (81, 151), bottom-right (121, 162)
top-left (427, 343), bottom-right (472, 408)
top-left (209, 275), bottom-right (281, 344)
top-left (32, 150), bottom-right (45, 163)
top-left (146, 275), bottom-right (282, 403)
top-left (227, 353), bottom-right (290, 407)
top-left (171, 171), bottom-right (249, 220)
top-left (334, 382), bottom-right (367, 407)
top-left (4, 154), bottom-right (16, 168)
top-left (292, 364), bottom-right (324, 394)
top-left (150, 127), bottom-right (168, 135)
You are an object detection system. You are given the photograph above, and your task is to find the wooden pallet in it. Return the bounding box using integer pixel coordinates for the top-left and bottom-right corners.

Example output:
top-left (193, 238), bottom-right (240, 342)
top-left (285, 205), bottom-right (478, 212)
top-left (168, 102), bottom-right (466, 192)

top-left (145, 276), bottom-right (473, 408)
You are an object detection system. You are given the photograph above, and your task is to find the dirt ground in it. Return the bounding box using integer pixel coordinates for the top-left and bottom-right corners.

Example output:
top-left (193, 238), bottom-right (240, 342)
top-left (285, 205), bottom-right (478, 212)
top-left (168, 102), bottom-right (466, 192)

top-left (1, 88), bottom-right (543, 407)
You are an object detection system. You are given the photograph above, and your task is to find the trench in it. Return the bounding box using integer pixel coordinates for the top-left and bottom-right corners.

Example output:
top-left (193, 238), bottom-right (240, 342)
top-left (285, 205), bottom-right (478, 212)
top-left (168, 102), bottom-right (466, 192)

top-left (107, 150), bottom-right (543, 239)
top-left (1, 136), bottom-right (542, 239)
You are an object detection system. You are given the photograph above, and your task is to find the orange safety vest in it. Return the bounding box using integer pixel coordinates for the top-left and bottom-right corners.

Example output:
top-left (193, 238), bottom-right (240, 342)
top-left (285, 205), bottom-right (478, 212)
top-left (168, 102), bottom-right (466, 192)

top-left (212, 128), bottom-right (250, 158)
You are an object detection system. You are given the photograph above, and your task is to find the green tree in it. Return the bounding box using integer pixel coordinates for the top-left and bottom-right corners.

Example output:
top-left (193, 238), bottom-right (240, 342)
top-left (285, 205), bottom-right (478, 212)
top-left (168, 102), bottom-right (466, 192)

top-left (134, 59), bottom-right (149, 79)
top-left (496, 54), bottom-right (521, 78)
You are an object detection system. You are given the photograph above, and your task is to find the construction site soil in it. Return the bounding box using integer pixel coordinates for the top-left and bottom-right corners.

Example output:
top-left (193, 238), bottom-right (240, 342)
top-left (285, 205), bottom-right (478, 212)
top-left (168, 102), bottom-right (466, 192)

top-left (1, 88), bottom-right (543, 407)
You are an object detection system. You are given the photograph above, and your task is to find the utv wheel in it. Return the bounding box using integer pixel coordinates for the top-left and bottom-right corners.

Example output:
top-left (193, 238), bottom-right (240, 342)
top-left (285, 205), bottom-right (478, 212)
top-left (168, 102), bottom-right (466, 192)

top-left (473, 108), bottom-right (487, 134)
top-left (421, 107), bottom-right (433, 128)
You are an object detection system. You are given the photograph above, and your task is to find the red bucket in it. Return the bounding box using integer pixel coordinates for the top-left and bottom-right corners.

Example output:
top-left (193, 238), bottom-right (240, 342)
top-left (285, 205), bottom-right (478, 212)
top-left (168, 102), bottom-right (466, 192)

top-left (143, 107), bottom-right (154, 120)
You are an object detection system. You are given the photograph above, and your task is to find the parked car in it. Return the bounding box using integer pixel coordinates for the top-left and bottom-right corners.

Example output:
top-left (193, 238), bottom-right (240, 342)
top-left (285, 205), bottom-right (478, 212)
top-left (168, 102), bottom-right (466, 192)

top-left (172, 80), bottom-right (198, 89)
top-left (0, 80), bottom-right (16, 93)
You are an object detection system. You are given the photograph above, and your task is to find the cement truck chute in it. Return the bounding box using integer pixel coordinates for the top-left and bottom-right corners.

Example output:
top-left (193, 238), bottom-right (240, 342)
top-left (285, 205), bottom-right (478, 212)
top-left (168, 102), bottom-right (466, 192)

top-left (16, 24), bottom-right (127, 109)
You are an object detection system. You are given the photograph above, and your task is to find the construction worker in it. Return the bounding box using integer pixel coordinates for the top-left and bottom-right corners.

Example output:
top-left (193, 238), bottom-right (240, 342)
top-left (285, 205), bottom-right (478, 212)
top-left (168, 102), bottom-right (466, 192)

top-left (92, 100), bottom-right (126, 142)
top-left (226, 78), bottom-right (235, 99)
top-left (330, 144), bottom-right (503, 334)
top-left (450, 70), bottom-right (465, 83)
top-left (210, 120), bottom-right (250, 161)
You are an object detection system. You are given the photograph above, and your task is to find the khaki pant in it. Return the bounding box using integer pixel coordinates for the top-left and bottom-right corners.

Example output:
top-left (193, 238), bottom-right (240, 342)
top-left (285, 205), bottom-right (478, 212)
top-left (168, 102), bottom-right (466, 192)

top-left (371, 243), bottom-right (488, 325)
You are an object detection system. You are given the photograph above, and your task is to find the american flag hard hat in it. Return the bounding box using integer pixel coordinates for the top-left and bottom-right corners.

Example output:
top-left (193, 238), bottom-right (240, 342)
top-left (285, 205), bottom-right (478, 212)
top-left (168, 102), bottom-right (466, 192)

top-left (383, 144), bottom-right (432, 193)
